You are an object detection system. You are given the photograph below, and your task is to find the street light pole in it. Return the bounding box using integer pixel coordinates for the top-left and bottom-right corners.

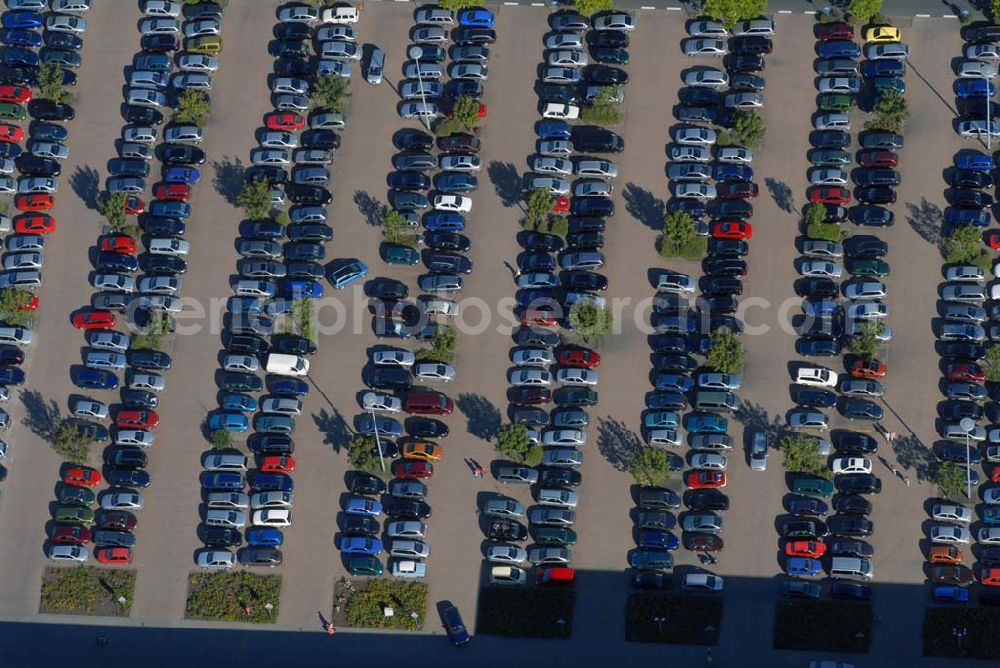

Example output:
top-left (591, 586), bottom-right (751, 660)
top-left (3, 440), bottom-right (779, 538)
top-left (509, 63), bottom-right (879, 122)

top-left (370, 407), bottom-right (386, 473)
top-left (983, 66), bottom-right (997, 150)
top-left (407, 45), bottom-right (432, 132)
top-left (960, 417), bottom-right (975, 499)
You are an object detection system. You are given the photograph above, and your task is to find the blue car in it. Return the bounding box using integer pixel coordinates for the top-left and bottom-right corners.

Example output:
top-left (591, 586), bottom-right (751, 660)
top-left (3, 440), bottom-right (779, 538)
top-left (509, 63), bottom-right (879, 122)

top-left (251, 472), bottom-right (294, 492)
top-left (443, 605), bottom-right (470, 646)
top-left (247, 527), bottom-right (284, 547)
top-left (354, 414), bottom-right (403, 437)
top-left (956, 151), bottom-right (992, 172)
top-left (638, 529), bottom-right (679, 550)
top-left (685, 413), bottom-right (728, 433)
top-left (935, 442), bottom-right (982, 465)
top-left (3, 47), bottom-right (38, 67)
top-left (106, 469), bottom-right (151, 488)
top-left (714, 164), bottom-right (753, 182)
top-left (933, 586), bottom-right (969, 604)
top-left (786, 557), bottom-right (822, 576)
top-left (32, 123), bottom-right (68, 143)
top-left (201, 472), bottom-right (245, 491)
top-left (75, 368), bottom-right (119, 390)
top-left (240, 221), bottom-right (284, 240)
top-left (458, 8), bottom-right (495, 27)
top-left (945, 208), bottom-right (991, 227)
top-left (2, 12), bottom-right (42, 30)
top-left (0, 366), bottom-right (25, 385)
top-left (434, 172), bottom-right (478, 193)
top-left (818, 41), bottom-right (860, 59)
top-left (328, 259), bottom-right (367, 289)
top-left (149, 200), bottom-right (191, 219)
top-left (956, 79), bottom-right (994, 98)
top-left (134, 53), bottom-right (171, 72)
top-left (650, 374), bottom-right (694, 393)
top-left (643, 411), bottom-right (680, 429)
top-left (423, 212), bottom-right (465, 232)
top-left (982, 507), bottom-right (1000, 525)
top-left (164, 166), bottom-right (201, 184)
top-left (667, 198), bottom-right (706, 218)
top-left (270, 378), bottom-right (309, 397)
top-left (221, 393), bottom-right (257, 412)
top-left (345, 495), bottom-right (383, 516)
top-left (284, 280), bottom-right (323, 299)
top-left (339, 536), bottom-right (384, 555)
top-left (861, 59), bottom-right (904, 77)
top-left (646, 391), bottom-right (686, 409)
top-left (208, 412), bottom-right (250, 433)
top-left (520, 252), bottom-right (556, 272)
top-left (228, 297), bottom-right (263, 316)
top-left (537, 119), bottom-right (571, 140)
top-left (803, 300), bottom-right (839, 318)
top-left (2, 29), bottom-right (41, 48)
top-left (388, 171), bottom-right (431, 191)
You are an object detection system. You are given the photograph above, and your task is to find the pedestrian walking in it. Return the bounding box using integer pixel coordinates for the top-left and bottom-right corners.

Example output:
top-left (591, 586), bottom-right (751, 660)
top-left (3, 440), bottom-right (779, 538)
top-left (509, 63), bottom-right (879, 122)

top-left (905, 477), bottom-right (911, 488)
top-left (326, 624), bottom-right (335, 636)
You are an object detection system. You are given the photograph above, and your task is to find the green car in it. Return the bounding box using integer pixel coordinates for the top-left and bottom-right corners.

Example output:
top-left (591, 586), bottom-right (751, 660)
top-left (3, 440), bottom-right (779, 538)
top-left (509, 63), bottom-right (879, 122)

top-left (382, 244), bottom-right (420, 266)
top-left (628, 549), bottom-right (673, 570)
top-left (791, 477), bottom-right (834, 498)
top-left (818, 93), bottom-right (852, 113)
top-left (58, 486), bottom-right (95, 506)
top-left (54, 505), bottom-right (95, 524)
top-left (809, 149), bottom-right (851, 166)
top-left (872, 77), bottom-right (904, 95)
top-left (534, 527), bottom-right (577, 546)
top-left (0, 102), bottom-right (26, 121)
top-left (348, 555), bottom-right (383, 576)
top-left (848, 258), bottom-right (890, 277)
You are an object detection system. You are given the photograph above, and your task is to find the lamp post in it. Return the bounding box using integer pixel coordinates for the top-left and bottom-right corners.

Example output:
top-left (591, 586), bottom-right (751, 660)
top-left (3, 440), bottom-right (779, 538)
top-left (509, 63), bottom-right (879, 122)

top-left (960, 417), bottom-right (975, 499)
top-left (370, 407), bottom-right (386, 473)
top-left (983, 65), bottom-right (997, 150)
top-left (953, 625), bottom-right (967, 649)
top-left (406, 45), bottom-right (432, 132)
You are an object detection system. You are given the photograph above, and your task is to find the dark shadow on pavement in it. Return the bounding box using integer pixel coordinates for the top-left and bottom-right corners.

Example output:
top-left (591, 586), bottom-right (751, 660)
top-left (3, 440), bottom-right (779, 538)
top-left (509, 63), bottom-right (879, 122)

top-left (211, 156), bottom-right (246, 206)
top-left (596, 417), bottom-right (641, 472)
top-left (622, 183), bottom-right (665, 232)
top-left (764, 177), bottom-right (794, 214)
top-left (486, 160), bottom-right (521, 208)
top-left (19, 389), bottom-right (61, 443)
top-left (904, 198), bottom-right (944, 248)
top-left (69, 165), bottom-right (100, 211)
top-left (733, 400), bottom-right (784, 440)
top-left (891, 434), bottom-right (935, 482)
top-left (456, 393), bottom-right (501, 442)
top-left (353, 190), bottom-right (387, 227)
top-left (312, 408), bottom-right (352, 454)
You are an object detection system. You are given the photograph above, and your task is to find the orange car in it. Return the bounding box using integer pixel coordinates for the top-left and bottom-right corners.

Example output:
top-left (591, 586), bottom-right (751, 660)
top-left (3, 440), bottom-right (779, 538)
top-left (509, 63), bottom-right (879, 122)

top-left (402, 441), bottom-right (443, 462)
top-left (14, 193), bottom-right (55, 212)
top-left (929, 545), bottom-right (963, 565)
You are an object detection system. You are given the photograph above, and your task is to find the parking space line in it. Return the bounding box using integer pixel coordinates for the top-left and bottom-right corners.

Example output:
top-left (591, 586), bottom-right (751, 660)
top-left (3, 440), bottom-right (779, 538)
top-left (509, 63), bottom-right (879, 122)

top-left (531, 2), bottom-right (544, 5)
top-left (915, 13), bottom-right (930, 17)
top-left (666, 6), bottom-right (682, 10)
top-left (641, 6), bottom-right (656, 9)
top-left (778, 9), bottom-right (791, 13)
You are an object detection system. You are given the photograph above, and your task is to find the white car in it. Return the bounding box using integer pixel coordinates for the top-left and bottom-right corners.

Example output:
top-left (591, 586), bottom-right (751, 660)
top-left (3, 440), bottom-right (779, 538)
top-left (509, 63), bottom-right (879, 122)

top-left (138, 17), bottom-right (178, 34)
top-left (531, 156), bottom-right (573, 175)
top-left (555, 368), bottom-right (599, 386)
top-left (948, 265), bottom-right (985, 282)
top-left (800, 261), bottom-right (842, 278)
top-left (542, 102), bottom-right (579, 120)
top-left (542, 429), bottom-right (586, 446)
top-left (931, 503), bottom-right (972, 524)
top-left (732, 18), bottom-right (774, 36)
top-left (143, 1), bottom-right (181, 17)
top-left (48, 545), bottom-right (89, 562)
top-left (683, 68), bottom-right (729, 88)
top-left (387, 520), bottom-right (427, 539)
top-left (958, 120), bottom-right (1000, 138)
top-left (657, 272), bottom-right (697, 294)
top-left (252, 509), bottom-right (292, 527)
top-left (929, 524), bottom-right (971, 544)
top-left (100, 492), bottom-right (144, 510)
top-left (415, 7), bottom-right (454, 25)
top-left (509, 369), bottom-right (551, 386)
top-left (149, 238), bottom-right (191, 256)
top-left (115, 430), bottom-right (154, 447)
top-left (846, 302), bottom-right (888, 320)
top-left (809, 168), bottom-right (848, 185)
top-left (374, 349), bottom-right (415, 367)
top-left (832, 457), bottom-right (872, 474)
top-left (575, 159), bottom-right (619, 178)
top-left (433, 195), bottom-right (472, 212)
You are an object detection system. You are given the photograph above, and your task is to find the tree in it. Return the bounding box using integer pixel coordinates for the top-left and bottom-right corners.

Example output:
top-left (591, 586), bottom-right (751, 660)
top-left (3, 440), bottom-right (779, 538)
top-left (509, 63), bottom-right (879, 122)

top-left (97, 191), bottom-right (127, 232)
top-left (568, 298), bottom-right (613, 343)
top-left (984, 344), bottom-right (1000, 383)
top-left (348, 435), bottom-right (386, 474)
top-left (660, 210), bottom-right (706, 259)
top-left (450, 95), bottom-right (482, 132)
top-left (52, 423), bottom-right (92, 464)
top-left (525, 188), bottom-right (554, 228)
top-left (440, 0), bottom-right (483, 9)
top-left (804, 202), bottom-right (827, 227)
top-left (848, 0), bottom-right (883, 24)
top-left (416, 325), bottom-right (458, 363)
top-left (382, 209), bottom-right (418, 248)
top-left (944, 224), bottom-right (984, 265)
top-left (0, 289), bottom-right (34, 326)
top-left (131, 311), bottom-right (172, 350)
top-left (849, 320), bottom-right (883, 359)
top-left (236, 178), bottom-right (272, 220)
top-left (865, 89), bottom-right (909, 134)
top-left (707, 330), bottom-right (745, 374)
top-left (312, 74), bottom-right (350, 113)
top-left (703, 0), bottom-right (769, 28)
top-left (732, 110), bottom-right (766, 148)
top-left (173, 89), bottom-right (211, 126)
top-left (629, 447), bottom-right (672, 487)
top-left (779, 434), bottom-right (827, 477)
top-left (36, 63), bottom-right (72, 104)
top-left (495, 423), bottom-right (542, 466)
top-left (291, 298), bottom-right (316, 342)
top-left (935, 461), bottom-right (966, 499)
top-left (580, 99), bottom-right (621, 126)
top-left (210, 430), bottom-right (231, 450)
top-left (806, 220), bottom-right (845, 242)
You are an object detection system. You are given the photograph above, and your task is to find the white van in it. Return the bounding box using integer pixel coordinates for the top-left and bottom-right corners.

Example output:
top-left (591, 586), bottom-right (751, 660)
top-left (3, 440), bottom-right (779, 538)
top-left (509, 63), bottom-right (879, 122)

top-left (265, 353), bottom-right (310, 377)
top-left (367, 47), bottom-right (385, 85)
top-left (321, 5), bottom-right (359, 24)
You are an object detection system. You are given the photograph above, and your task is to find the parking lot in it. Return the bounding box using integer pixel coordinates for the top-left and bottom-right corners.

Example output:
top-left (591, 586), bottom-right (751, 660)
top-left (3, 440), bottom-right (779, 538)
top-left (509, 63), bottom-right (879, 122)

top-left (0, 3), bottom-right (993, 665)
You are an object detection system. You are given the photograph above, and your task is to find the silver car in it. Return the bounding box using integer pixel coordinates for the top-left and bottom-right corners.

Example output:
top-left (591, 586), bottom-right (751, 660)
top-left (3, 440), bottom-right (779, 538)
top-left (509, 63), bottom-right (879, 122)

top-left (497, 466), bottom-right (539, 484)
top-left (683, 68), bottom-right (729, 88)
top-left (531, 156), bottom-right (572, 175)
top-left (675, 127), bottom-right (717, 145)
top-left (487, 544), bottom-right (527, 564)
top-left (683, 38), bottom-right (727, 57)
top-left (387, 521), bottom-right (427, 539)
top-left (528, 547), bottom-right (572, 564)
top-left (413, 362), bottom-right (455, 382)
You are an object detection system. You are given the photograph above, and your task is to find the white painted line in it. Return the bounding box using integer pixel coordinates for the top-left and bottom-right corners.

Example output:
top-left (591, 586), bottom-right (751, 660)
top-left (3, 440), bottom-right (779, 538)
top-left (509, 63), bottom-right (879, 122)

top-left (778, 9), bottom-right (791, 13)
top-left (944, 13), bottom-right (957, 17)
top-left (915, 13), bottom-right (930, 17)
top-left (641, 5), bottom-right (656, 9)
top-left (804, 10), bottom-right (817, 14)
top-left (503, 1), bottom-right (517, 4)
top-left (666, 6), bottom-right (682, 10)
top-left (531, 2), bottom-right (544, 5)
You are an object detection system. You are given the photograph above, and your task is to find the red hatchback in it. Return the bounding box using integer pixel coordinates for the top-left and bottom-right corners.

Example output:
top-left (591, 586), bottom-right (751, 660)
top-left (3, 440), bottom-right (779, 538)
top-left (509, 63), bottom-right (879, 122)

top-left (63, 466), bottom-right (102, 487)
top-left (260, 455), bottom-right (296, 472)
top-left (710, 221), bottom-right (752, 240)
top-left (947, 362), bottom-right (985, 383)
top-left (558, 346), bottom-right (600, 368)
top-left (101, 235), bottom-right (138, 254)
top-left (124, 195), bottom-right (145, 215)
top-left (95, 547), bottom-right (134, 565)
top-left (808, 186), bottom-right (850, 205)
top-left (717, 182), bottom-right (759, 199)
top-left (73, 311), bottom-right (116, 330)
top-left (153, 183), bottom-right (192, 200)
top-left (858, 150), bottom-right (897, 168)
top-left (265, 112), bottom-right (305, 131)
top-left (817, 22), bottom-right (854, 41)
top-left (116, 410), bottom-right (159, 429)
top-left (850, 357), bottom-right (886, 379)
top-left (13, 213), bottom-right (55, 233)
top-left (50, 524), bottom-right (91, 545)
top-left (15, 193), bottom-right (55, 212)
top-left (0, 124), bottom-right (24, 143)
top-left (0, 85), bottom-right (31, 104)
top-left (394, 460), bottom-right (434, 479)
top-left (685, 470), bottom-right (726, 489)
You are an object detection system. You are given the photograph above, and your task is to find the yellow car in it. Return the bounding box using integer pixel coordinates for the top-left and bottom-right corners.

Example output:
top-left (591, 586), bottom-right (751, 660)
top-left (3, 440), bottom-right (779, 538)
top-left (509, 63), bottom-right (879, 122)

top-left (864, 26), bottom-right (900, 43)
top-left (402, 441), bottom-right (443, 462)
top-left (185, 36), bottom-right (222, 54)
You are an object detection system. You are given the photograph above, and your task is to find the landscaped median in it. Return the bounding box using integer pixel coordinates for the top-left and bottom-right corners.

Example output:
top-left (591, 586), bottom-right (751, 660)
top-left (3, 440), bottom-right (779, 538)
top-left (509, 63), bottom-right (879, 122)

top-left (332, 578), bottom-right (427, 631)
top-left (40, 566), bottom-right (135, 617)
top-left (476, 587), bottom-right (575, 639)
top-left (924, 606), bottom-right (1000, 659)
top-left (185, 572), bottom-right (281, 624)
top-left (773, 599), bottom-right (872, 653)
top-left (625, 592), bottom-right (721, 644)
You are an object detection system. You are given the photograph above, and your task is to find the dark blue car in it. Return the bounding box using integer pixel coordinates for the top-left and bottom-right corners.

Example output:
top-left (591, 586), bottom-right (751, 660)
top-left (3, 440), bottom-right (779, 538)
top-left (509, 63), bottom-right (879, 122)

top-left (109, 159), bottom-right (150, 178)
top-left (270, 378), bottom-right (309, 397)
top-left (0, 366), bottom-right (25, 385)
top-left (164, 166), bottom-right (201, 184)
top-left (106, 469), bottom-right (151, 488)
top-left (31, 123), bottom-right (68, 143)
top-left (955, 151), bottom-right (992, 172)
top-left (638, 529), bottom-right (679, 550)
top-left (934, 442), bottom-right (982, 465)
top-left (240, 221), bottom-right (285, 240)
top-left (818, 41), bottom-right (860, 58)
top-left (520, 252), bottom-right (556, 272)
top-left (2, 12), bottom-right (43, 30)
top-left (434, 172), bottom-right (478, 193)
top-left (423, 212), bottom-right (465, 232)
top-left (201, 472), bottom-right (245, 491)
top-left (2, 47), bottom-right (38, 68)
top-left (945, 207), bottom-right (991, 227)
top-left (149, 200), bottom-right (191, 219)
top-left (861, 60), bottom-right (904, 77)
top-left (714, 164), bottom-right (754, 182)
top-left (537, 119), bottom-right (571, 139)
top-left (2, 30), bottom-right (41, 48)
top-left (388, 170), bottom-right (431, 191)
top-left (96, 252), bottom-right (139, 273)
top-left (251, 472), bottom-right (294, 493)
top-left (75, 369), bottom-right (119, 390)
top-left (442, 605), bottom-right (470, 646)
top-left (247, 527), bottom-right (284, 547)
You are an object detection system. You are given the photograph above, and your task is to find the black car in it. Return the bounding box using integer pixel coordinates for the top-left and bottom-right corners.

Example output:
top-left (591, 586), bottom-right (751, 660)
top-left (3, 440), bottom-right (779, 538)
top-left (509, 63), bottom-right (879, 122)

top-left (844, 236), bottom-right (888, 258)
top-left (781, 519), bottom-right (829, 539)
top-left (220, 372), bottom-right (263, 393)
top-left (950, 168), bottom-right (992, 189)
top-left (109, 159), bottom-right (150, 178)
top-left (708, 238), bottom-right (749, 257)
top-left (342, 515), bottom-right (380, 537)
top-left (425, 252), bottom-right (472, 274)
top-left (950, 188), bottom-right (992, 208)
top-left (538, 467), bottom-right (582, 487)
top-left (424, 232), bottom-right (470, 252)
top-left (286, 185), bottom-right (332, 205)
top-left (788, 497), bottom-right (828, 517)
top-left (405, 417), bottom-right (449, 439)
top-left (939, 400), bottom-right (984, 421)
top-left (834, 431), bottom-right (878, 454)
top-left (830, 582), bottom-right (873, 600)
top-left (284, 242), bottom-right (325, 262)
top-left (796, 338), bottom-right (842, 357)
top-left (227, 334), bottom-right (269, 356)
top-left (796, 388), bottom-right (837, 408)
top-left (730, 36), bottom-right (773, 55)
top-left (652, 353), bottom-right (697, 373)
top-left (592, 47), bottom-right (629, 65)
top-left (270, 39), bottom-right (308, 58)
top-left (703, 258), bottom-right (747, 276)
top-left (16, 154), bottom-right (60, 176)
top-left (123, 104), bottom-right (163, 125)
top-left (539, 84), bottom-right (577, 105)
top-left (487, 519), bottom-right (528, 542)
top-left (519, 231), bottom-right (564, 252)
top-left (246, 165), bottom-right (287, 184)
top-left (855, 169), bottom-right (900, 187)
top-left (684, 490), bottom-right (730, 511)
top-left (395, 130), bottom-right (433, 151)
top-left (566, 231), bottom-right (604, 250)
top-left (799, 317), bottom-right (843, 339)
top-left (832, 494), bottom-right (872, 515)
top-left (851, 205), bottom-right (894, 227)
top-left (703, 277), bottom-right (742, 296)
top-left (187, 1), bottom-right (224, 18)
top-left (839, 398), bottom-right (883, 420)
top-left (675, 105), bottom-right (715, 123)
top-left (562, 271), bottom-right (608, 291)
top-left (587, 29), bottom-right (628, 47)
top-left (301, 130), bottom-right (341, 150)
top-left (446, 78), bottom-right (484, 98)
top-left (827, 514), bottom-right (873, 537)
top-left (272, 334), bottom-right (317, 356)
top-left (570, 197), bottom-right (614, 216)
top-left (811, 130), bottom-right (850, 149)
top-left (240, 221), bottom-right (285, 240)
top-left (570, 126), bottom-right (624, 153)
top-left (828, 538), bottom-right (874, 558)
top-left (731, 72), bottom-right (765, 91)
top-left (162, 145), bottom-right (206, 165)
top-left (287, 223), bottom-right (333, 242)
top-left (201, 526), bottom-right (242, 548)
top-left (239, 548), bottom-right (283, 567)
top-left (798, 278), bottom-right (838, 298)
top-left (437, 133), bottom-right (480, 154)
top-left (274, 57), bottom-right (311, 78)
top-left (387, 499), bottom-right (432, 519)
top-left (286, 261), bottom-right (324, 279)
top-left (513, 326), bottom-right (559, 347)
top-left (679, 86), bottom-right (720, 106)
top-left (141, 33), bottom-right (177, 52)
top-left (585, 65), bottom-right (628, 85)
top-left (274, 22), bottom-right (310, 40)
top-left (105, 468), bottom-right (151, 488)
top-left (940, 342), bottom-right (985, 360)
top-left (106, 446), bottom-right (147, 470)
top-left (95, 252), bottom-right (138, 273)
top-left (121, 389), bottom-right (157, 410)
top-left (510, 406), bottom-right (549, 426)
top-left (349, 472), bottom-right (386, 496)
top-left (29, 100), bottom-right (74, 121)
top-left (252, 434), bottom-right (294, 455)
top-left (370, 366), bottom-right (411, 390)
top-left (453, 27), bottom-right (496, 45)
top-left (568, 216), bottom-right (606, 234)
top-left (822, 204), bottom-right (849, 222)
top-left (711, 200), bottom-right (754, 219)
top-left (704, 296), bottom-right (738, 314)
top-left (835, 473), bottom-right (882, 495)
top-left (129, 350), bottom-right (172, 371)
top-left (725, 53), bottom-right (765, 72)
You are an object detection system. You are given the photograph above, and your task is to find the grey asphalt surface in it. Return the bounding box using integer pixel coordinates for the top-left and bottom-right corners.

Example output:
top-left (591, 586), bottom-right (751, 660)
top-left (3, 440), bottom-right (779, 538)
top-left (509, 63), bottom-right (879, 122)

top-left (0, 3), bottom-right (992, 667)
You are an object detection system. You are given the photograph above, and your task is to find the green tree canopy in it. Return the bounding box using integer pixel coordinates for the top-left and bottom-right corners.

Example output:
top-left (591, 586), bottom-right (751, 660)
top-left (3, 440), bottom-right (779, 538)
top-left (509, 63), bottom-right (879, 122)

top-left (568, 298), bottom-right (613, 343)
top-left (495, 423), bottom-right (543, 465)
top-left (52, 422), bottom-right (92, 464)
top-left (210, 430), bottom-right (232, 450)
top-left (707, 330), bottom-right (745, 374)
top-left (732, 110), bottom-right (766, 147)
top-left (985, 344), bottom-right (1000, 383)
top-left (348, 435), bottom-right (385, 474)
top-left (848, 0), bottom-right (883, 24)
top-left (439, 0), bottom-right (483, 9)
top-left (849, 320), bottom-right (883, 359)
top-left (450, 95), bottom-right (482, 132)
top-left (629, 447), bottom-right (672, 487)
top-left (36, 63), bottom-right (72, 104)
top-left (703, 0), bottom-right (769, 28)
top-left (312, 74), bottom-right (350, 112)
top-left (935, 461), bottom-right (966, 499)
top-left (525, 188), bottom-right (555, 228)
top-left (173, 89), bottom-right (211, 126)
top-left (779, 434), bottom-right (827, 477)
top-left (97, 191), bottom-right (127, 232)
top-left (573, 0), bottom-right (613, 15)
top-left (236, 178), bottom-right (272, 220)
top-left (662, 210), bottom-right (696, 253)
top-left (865, 89), bottom-right (909, 134)
top-left (0, 289), bottom-right (35, 326)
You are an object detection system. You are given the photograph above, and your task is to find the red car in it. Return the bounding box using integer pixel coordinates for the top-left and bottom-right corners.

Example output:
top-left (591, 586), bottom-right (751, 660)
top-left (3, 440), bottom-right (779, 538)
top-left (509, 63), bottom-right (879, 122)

top-left (850, 357), bottom-right (886, 379)
top-left (260, 455), bottom-right (296, 472)
top-left (986, 230), bottom-right (1000, 250)
top-left (50, 524), bottom-right (91, 545)
top-left (15, 193), bottom-right (55, 212)
top-left (991, 466), bottom-right (1000, 483)
top-left (0, 124), bottom-right (24, 143)
top-left (552, 195), bottom-right (569, 213)
top-left (124, 195), bottom-right (145, 215)
top-left (808, 186), bottom-right (850, 205)
top-left (507, 386), bottom-right (551, 405)
top-left (100, 234), bottom-right (138, 254)
top-left (982, 567), bottom-right (1000, 586)
top-left (785, 540), bottom-right (827, 558)
top-left (394, 460), bottom-right (434, 479)
top-left (558, 346), bottom-right (600, 368)
top-left (717, 182), bottom-right (759, 199)
top-left (265, 111), bottom-right (305, 131)
top-left (858, 150), bottom-right (897, 168)
top-left (947, 362), bottom-right (985, 383)
top-left (13, 213), bottom-right (55, 234)
top-left (116, 410), bottom-right (159, 430)
top-left (62, 466), bottom-right (102, 487)
top-left (683, 534), bottom-right (723, 552)
top-left (153, 183), bottom-right (192, 200)
top-left (520, 308), bottom-right (558, 326)
top-left (685, 470), bottom-right (726, 489)
top-left (817, 22), bottom-right (854, 41)
top-left (0, 85), bottom-right (31, 104)
top-left (710, 221), bottom-right (752, 240)
top-left (72, 311), bottom-right (116, 330)
top-left (95, 547), bottom-right (134, 564)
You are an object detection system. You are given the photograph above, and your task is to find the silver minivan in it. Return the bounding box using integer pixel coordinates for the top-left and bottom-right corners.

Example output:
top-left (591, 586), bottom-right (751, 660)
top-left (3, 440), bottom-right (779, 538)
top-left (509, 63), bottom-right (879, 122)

top-left (203, 453), bottom-right (250, 471)
top-left (205, 509), bottom-right (247, 528)
top-left (693, 391), bottom-right (739, 412)
top-left (367, 47), bottom-right (385, 85)
top-left (207, 492), bottom-right (250, 509)
top-left (829, 556), bottom-right (874, 579)
top-left (84, 351), bottom-right (127, 370)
